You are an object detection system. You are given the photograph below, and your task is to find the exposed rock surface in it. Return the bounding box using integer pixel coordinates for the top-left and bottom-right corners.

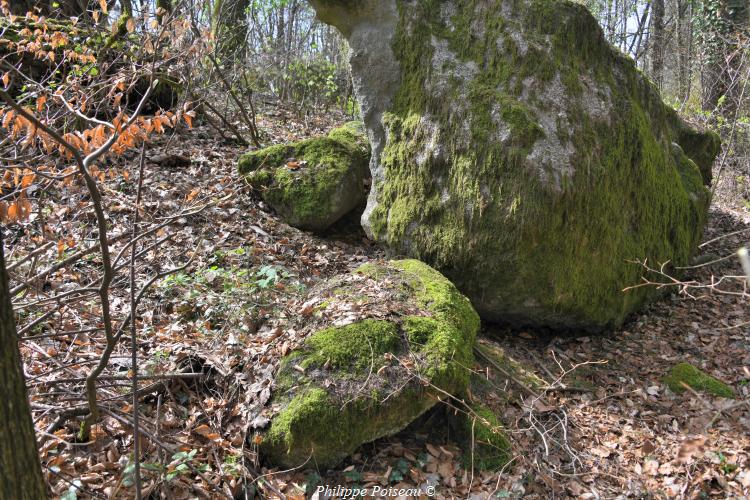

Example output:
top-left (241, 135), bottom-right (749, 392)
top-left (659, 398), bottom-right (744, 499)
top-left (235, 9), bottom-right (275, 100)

top-left (259, 259), bottom-right (480, 468)
top-left (238, 122), bottom-right (370, 232)
top-left (309, 0), bottom-right (721, 330)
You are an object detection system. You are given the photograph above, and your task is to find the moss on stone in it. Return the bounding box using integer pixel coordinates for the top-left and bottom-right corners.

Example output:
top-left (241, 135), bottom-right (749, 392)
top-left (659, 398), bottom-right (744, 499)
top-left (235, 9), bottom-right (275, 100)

top-left (353, 0), bottom-right (715, 331)
top-left (239, 122), bottom-right (369, 176)
top-left (675, 125), bottom-right (722, 185)
top-left (402, 315), bottom-right (468, 391)
top-left (238, 132), bottom-right (369, 232)
top-left (457, 403), bottom-right (512, 471)
top-left (238, 144), bottom-right (292, 175)
top-left (328, 121), bottom-right (370, 163)
top-left (665, 362), bottom-right (734, 398)
top-left (391, 259), bottom-right (481, 336)
top-left (302, 319), bottom-right (400, 372)
top-left (261, 385), bottom-right (436, 468)
top-left (261, 259), bottom-right (480, 468)
top-left (245, 168), bottom-right (274, 188)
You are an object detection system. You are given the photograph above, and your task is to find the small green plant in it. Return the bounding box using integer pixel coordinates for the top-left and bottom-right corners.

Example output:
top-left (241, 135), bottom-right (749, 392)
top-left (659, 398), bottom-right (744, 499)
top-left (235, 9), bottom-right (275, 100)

top-left (157, 252), bottom-right (297, 333)
top-left (59, 480), bottom-right (83, 500)
top-left (121, 450), bottom-right (210, 486)
top-left (304, 471), bottom-right (323, 493)
top-left (343, 468), bottom-right (363, 482)
top-left (123, 460), bottom-right (164, 486)
top-left (166, 449), bottom-right (210, 481)
top-left (716, 452), bottom-right (739, 475)
top-left (222, 453), bottom-right (243, 478)
top-left (254, 265), bottom-right (281, 288)
top-left (286, 58), bottom-right (339, 104)
top-left (388, 458), bottom-right (410, 483)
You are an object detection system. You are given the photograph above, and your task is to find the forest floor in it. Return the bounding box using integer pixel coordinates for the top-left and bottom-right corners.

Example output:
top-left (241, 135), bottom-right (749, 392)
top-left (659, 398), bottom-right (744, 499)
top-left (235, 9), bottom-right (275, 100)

top-left (8, 107), bottom-right (750, 499)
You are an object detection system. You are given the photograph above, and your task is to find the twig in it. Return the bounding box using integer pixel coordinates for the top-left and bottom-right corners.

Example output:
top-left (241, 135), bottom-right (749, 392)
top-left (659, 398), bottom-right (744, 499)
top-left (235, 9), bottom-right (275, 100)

top-left (473, 345), bottom-right (540, 399)
top-left (101, 408), bottom-right (234, 500)
top-left (10, 232), bottom-right (130, 296)
top-left (129, 142), bottom-right (147, 499)
top-left (739, 247), bottom-right (749, 287)
top-left (7, 241), bottom-right (55, 273)
top-left (32, 373), bottom-right (204, 386)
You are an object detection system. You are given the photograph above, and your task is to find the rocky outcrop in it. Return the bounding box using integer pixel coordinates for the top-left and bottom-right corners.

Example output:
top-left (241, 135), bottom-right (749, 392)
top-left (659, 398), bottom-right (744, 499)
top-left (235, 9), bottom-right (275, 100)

top-left (239, 122), bottom-right (370, 232)
top-left (309, 0), bottom-right (721, 331)
top-left (258, 259), bottom-right (480, 468)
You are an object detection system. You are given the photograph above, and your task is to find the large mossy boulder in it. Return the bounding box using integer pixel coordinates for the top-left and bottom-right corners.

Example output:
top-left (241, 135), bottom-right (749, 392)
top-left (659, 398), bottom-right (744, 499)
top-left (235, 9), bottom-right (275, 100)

top-left (238, 122), bottom-right (370, 232)
top-left (308, 0), bottom-right (721, 331)
top-left (259, 259), bottom-right (480, 468)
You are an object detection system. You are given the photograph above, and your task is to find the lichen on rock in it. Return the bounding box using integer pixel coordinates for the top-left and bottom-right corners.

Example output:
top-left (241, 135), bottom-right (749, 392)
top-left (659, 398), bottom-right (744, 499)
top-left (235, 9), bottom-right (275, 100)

top-left (664, 362), bottom-right (734, 398)
top-left (238, 122), bottom-right (370, 232)
top-left (258, 259), bottom-right (480, 468)
top-left (309, 0), bottom-right (721, 331)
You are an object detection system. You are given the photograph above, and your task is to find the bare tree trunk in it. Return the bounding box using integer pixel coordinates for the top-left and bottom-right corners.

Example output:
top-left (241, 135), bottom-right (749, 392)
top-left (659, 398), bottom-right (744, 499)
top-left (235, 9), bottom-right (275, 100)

top-left (677, 0), bottom-right (693, 101)
top-left (630, 2), bottom-right (651, 64)
top-left (8, 0), bottom-right (91, 17)
top-left (0, 232), bottom-right (47, 499)
top-left (211, 0), bottom-right (250, 64)
top-left (7, 0), bottom-right (39, 15)
top-left (276, 4), bottom-right (286, 100)
top-left (109, 0), bottom-right (133, 44)
top-left (700, 0), bottom-right (749, 114)
top-left (650, 0), bottom-right (666, 88)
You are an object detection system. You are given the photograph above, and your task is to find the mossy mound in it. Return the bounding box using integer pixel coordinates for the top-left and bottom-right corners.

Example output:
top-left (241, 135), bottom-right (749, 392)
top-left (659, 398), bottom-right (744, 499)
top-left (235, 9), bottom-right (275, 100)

top-left (327, 120), bottom-right (371, 160)
top-left (238, 122), bottom-right (370, 232)
top-left (454, 402), bottom-right (512, 471)
top-left (259, 259), bottom-right (480, 468)
top-left (664, 362), bottom-right (734, 398)
top-left (310, 0), bottom-right (721, 331)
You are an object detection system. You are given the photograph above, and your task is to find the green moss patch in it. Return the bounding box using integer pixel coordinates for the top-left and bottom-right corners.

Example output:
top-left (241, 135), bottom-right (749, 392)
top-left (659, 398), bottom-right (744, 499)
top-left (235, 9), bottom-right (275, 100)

top-left (302, 320), bottom-right (400, 372)
top-left (262, 385), bottom-right (435, 468)
top-left (327, 121), bottom-right (371, 161)
top-left (456, 403), bottom-right (512, 471)
top-left (665, 362), bottom-right (734, 398)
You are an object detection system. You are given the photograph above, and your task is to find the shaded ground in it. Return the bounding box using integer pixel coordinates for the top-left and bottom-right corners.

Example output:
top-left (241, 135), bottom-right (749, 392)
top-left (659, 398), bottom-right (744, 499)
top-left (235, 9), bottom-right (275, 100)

top-left (6, 109), bottom-right (749, 498)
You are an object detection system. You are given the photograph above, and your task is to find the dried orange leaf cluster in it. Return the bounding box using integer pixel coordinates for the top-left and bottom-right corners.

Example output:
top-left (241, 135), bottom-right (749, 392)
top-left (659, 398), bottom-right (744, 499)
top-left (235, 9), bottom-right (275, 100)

top-left (0, 100), bottom-right (195, 224)
top-left (0, 14), bottom-right (96, 65)
top-left (0, 169), bottom-right (36, 223)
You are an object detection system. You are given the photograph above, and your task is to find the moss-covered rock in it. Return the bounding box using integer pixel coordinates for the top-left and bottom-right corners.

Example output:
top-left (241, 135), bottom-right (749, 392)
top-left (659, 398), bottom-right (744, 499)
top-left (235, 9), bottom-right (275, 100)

top-left (327, 120), bottom-right (371, 160)
top-left (259, 259), bottom-right (480, 468)
top-left (664, 362), bottom-right (734, 398)
top-left (309, 0), bottom-right (721, 331)
top-left (238, 122), bottom-right (370, 232)
top-left (454, 402), bottom-right (512, 471)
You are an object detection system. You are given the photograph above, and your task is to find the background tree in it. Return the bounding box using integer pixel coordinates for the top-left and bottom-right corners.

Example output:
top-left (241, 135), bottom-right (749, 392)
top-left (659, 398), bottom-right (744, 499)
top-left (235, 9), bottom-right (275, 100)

top-left (211, 0), bottom-right (250, 64)
top-left (0, 230), bottom-right (47, 499)
top-left (649, 0), bottom-right (666, 88)
top-left (696, 0), bottom-right (749, 115)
